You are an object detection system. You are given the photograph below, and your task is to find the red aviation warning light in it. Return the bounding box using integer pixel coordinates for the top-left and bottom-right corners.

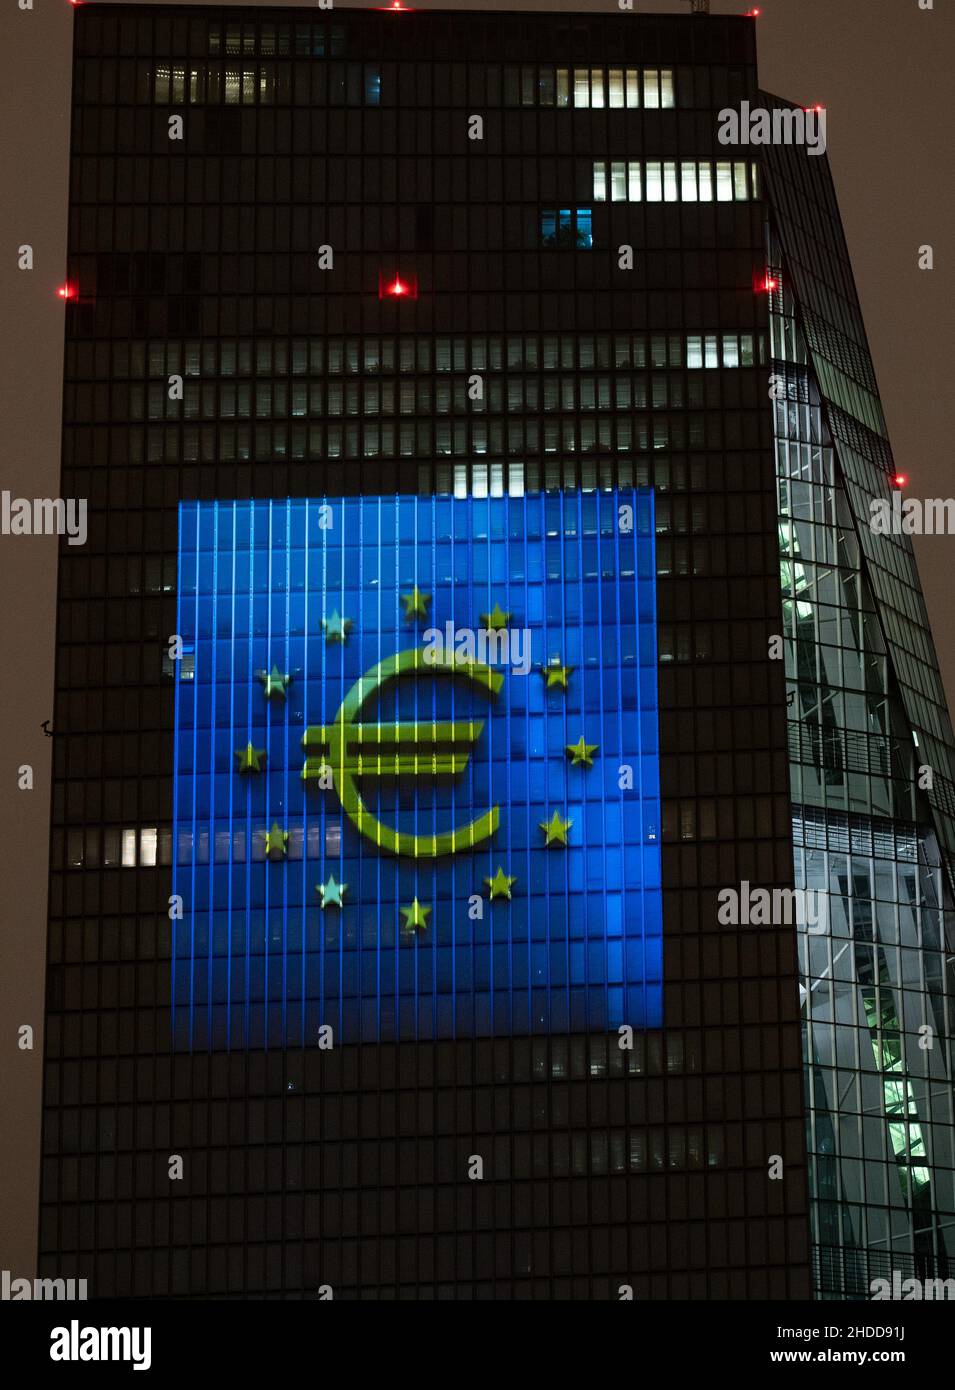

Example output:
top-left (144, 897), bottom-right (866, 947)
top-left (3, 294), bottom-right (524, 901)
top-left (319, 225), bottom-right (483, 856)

top-left (379, 272), bottom-right (418, 300)
top-left (892, 473), bottom-right (908, 490)
top-left (57, 283), bottom-right (77, 300)
top-left (757, 271), bottom-right (779, 293)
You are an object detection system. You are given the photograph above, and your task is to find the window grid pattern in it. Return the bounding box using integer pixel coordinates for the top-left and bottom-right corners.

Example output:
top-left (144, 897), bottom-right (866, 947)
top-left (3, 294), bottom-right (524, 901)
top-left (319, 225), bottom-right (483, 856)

top-left (504, 65), bottom-right (675, 109)
top-left (763, 100), bottom-right (955, 892)
top-left (40, 10), bottom-right (811, 1300)
top-left (772, 262), bottom-right (955, 1288)
top-left (63, 332), bottom-right (769, 466)
top-left (148, 61), bottom-right (381, 106)
top-left (594, 159), bottom-right (760, 203)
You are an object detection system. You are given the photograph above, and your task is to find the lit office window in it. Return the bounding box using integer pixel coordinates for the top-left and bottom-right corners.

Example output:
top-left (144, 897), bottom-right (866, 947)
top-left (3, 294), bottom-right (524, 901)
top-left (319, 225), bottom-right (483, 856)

top-left (122, 829), bottom-right (138, 868)
top-left (509, 65), bottom-right (669, 107)
top-left (540, 209), bottom-right (593, 249)
top-left (140, 828), bottom-right (158, 868)
top-left (645, 161), bottom-right (662, 201)
top-left (597, 160), bottom-right (759, 203)
top-left (685, 333), bottom-right (756, 368)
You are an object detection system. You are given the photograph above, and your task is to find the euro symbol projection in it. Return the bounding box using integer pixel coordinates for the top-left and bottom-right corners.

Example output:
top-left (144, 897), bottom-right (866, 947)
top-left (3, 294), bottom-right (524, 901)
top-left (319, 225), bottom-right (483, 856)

top-left (302, 646), bottom-right (504, 857)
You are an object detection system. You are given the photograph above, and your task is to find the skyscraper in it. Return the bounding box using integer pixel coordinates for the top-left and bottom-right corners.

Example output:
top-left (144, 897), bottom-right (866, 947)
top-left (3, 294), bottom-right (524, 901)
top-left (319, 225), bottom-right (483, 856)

top-left (38, 4), bottom-right (953, 1300)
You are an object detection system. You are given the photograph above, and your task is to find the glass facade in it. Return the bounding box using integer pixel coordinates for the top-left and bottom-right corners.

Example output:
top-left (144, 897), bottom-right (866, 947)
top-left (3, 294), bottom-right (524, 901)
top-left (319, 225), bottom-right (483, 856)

top-left (41, 7), bottom-right (813, 1298)
top-left (763, 111), bottom-right (955, 1295)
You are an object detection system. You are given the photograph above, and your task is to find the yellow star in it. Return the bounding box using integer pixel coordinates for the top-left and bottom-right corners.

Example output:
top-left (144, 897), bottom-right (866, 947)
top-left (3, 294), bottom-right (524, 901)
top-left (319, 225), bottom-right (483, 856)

top-left (566, 735), bottom-right (598, 768)
top-left (540, 810), bottom-right (572, 847)
top-left (400, 897), bottom-right (431, 932)
top-left (541, 660), bottom-right (574, 691)
top-left (485, 866), bottom-right (517, 901)
top-left (323, 609), bottom-right (352, 643)
top-left (401, 587), bottom-right (431, 621)
top-left (317, 874), bottom-right (347, 909)
top-left (261, 821), bottom-right (289, 857)
top-left (481, 602), bottom-right (511, 630)
top-left (235, 743), bottom-right (267, 774)
top-left (257, 665), bottom-right (291, 700)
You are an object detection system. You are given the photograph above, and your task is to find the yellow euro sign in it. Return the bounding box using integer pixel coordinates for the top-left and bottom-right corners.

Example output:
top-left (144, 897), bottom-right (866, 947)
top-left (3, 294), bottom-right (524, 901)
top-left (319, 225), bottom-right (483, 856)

top-left (302, 646), bottom-right (503, 858)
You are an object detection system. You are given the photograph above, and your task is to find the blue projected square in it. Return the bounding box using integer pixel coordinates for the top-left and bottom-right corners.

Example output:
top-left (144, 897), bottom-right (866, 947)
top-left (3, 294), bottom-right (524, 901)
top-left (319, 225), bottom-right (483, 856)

top-left (172, 492), bottom-right (661, 1048)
